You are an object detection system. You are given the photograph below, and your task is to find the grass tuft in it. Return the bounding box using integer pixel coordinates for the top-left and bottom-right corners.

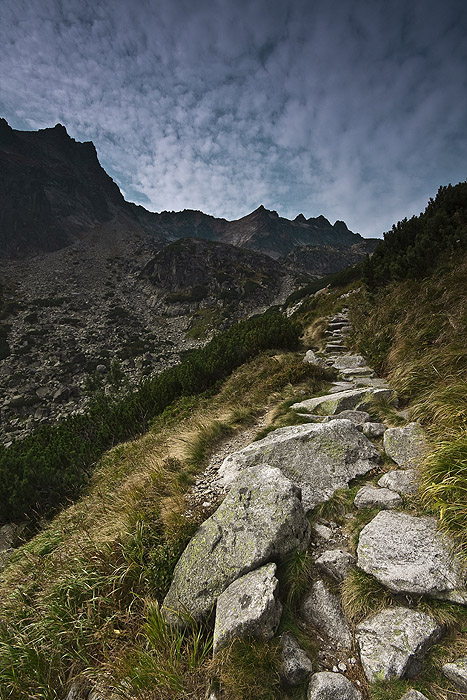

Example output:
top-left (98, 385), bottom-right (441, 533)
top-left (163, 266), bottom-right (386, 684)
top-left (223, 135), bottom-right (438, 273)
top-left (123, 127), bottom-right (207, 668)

top-left (210, 637), bottom-right (281, 700)
top-left (341, 568), bottom-right (393, 624)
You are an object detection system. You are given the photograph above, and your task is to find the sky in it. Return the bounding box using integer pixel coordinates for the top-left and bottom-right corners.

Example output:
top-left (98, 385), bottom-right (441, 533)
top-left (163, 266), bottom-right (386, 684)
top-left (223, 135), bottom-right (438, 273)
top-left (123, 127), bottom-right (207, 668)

top-left (1, 0), bottom-right (467, 238)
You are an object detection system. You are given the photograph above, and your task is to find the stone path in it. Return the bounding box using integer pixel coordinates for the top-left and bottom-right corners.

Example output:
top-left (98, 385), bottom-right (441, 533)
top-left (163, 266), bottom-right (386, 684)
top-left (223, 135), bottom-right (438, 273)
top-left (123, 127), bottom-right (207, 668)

top-left (68, 307), bottom-right (467, 700)
top-left (159, 307), bottom-right (467, 698)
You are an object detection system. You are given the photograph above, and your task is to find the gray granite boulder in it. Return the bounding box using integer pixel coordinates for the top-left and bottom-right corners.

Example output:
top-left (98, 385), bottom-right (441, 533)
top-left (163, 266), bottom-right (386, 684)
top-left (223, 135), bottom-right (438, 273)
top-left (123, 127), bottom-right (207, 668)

top-left (315, 549), bottom-right (356, 582)
top-left (357, 511), bottom-right (467, 603)
top-left (301, 579), bottom-right (352, 648)
top-left (378, 469), bottom-right (418, 495)
top-left (339, 367), bottom-right (375, 378)
top-left (219, 420), bottom-right (381, 512)
top-left (442, 658), bottom-right (467, 692)
top-left (291, 387), bottom-right (396, 416)
top-left (303, 350), bottom-right (327, 368)
top-left (354, 485), bottom-right (402, 510)
top-left (162, 465), bottom-right (310, 625)
top-left (333, 410), bottom-right (370, 424)
top-left (356, 607), bottom-right (442, 681)
top-left (362, 422), bottom-right (386, 438)
top-left (307, 672), bottom-right (362, 700)
top-left (354, 377), bottom-right (390, 388)
top-left (280, 632), bottom-right (314, 686)
top-left (213, 563), bottom-right (282, 653)
top-left (383, 422), bottom-right (429, 468)
top-left (331, 354), bottom-right (367, 370)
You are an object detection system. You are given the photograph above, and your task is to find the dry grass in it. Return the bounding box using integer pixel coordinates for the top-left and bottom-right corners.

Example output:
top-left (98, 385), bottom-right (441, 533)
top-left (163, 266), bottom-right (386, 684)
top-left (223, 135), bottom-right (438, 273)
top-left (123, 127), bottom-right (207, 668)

top-left (0, 351), bottom-right (328, 699)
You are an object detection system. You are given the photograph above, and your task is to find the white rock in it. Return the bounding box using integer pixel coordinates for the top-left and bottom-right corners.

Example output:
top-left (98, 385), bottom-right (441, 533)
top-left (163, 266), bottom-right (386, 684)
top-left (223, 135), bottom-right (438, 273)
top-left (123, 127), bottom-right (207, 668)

top-left (331, 354), bottom-right (367, 370)
top-left (307, 671), bottom-right (362, 700)
top-left (356, 607), bottom-right (442, 681)
top-left (162, 465), bottom-right (310, 625)
top-left (362, 422), bottom-right (386, 438)
top-left (315, 549), bottom-right (356, 582)
top-left (398, 691), bottom-right (430, 700)
top-left (291, 387), bottom-right (396, 416)
top-left (301, 579), bottom-right (352, 648)
top-left (442, 657), bottom-right (467, 692)
top-left (213, 563), bottom-right (282, 653)
top-left (357, 511), bottom-right (467, 603)
top-left (354, 485), bottom-right (402, 510)
top-left (383, 422), bottom-right (429, 468)
top-left (378, 469), bottom-right (418, 495)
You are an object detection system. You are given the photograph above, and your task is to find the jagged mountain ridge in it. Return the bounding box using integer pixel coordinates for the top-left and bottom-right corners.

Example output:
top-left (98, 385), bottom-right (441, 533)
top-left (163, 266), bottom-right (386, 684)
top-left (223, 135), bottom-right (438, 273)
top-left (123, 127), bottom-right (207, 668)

top-left (1, 119), bottom-right (377, 263)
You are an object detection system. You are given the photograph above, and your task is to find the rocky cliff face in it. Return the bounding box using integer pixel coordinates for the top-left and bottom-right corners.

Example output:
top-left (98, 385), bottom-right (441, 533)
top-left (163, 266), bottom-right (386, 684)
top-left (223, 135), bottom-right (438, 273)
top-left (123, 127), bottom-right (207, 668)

top-left (280, 239), bottom-right (379, 277)
top-left (1, 120), bottom-right (373, 262)
top-left (0, 229), bottom-right (295, 445)
top-left (0, 119), bottom-right (142, 257)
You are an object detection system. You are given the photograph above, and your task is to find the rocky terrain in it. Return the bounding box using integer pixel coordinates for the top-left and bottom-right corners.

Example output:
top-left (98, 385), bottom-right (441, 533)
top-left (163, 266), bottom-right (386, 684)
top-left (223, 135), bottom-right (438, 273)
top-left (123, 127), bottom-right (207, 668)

top-left (0, 224), bottom-right (298, 445)
top-left (156, 310), bottom-right (466, 700)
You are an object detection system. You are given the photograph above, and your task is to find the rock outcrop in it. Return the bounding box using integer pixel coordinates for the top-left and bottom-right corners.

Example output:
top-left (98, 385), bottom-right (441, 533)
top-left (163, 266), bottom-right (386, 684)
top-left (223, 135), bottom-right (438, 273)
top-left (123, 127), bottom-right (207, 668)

top-left (219, 420), bottom-right (381, 512)
top-left (161, 465), bottom-right (310, 624)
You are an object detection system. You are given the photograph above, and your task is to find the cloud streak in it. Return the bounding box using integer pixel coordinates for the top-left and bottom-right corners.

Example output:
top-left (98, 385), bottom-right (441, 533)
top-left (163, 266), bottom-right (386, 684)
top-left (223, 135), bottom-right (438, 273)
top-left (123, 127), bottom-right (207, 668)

top-left (1, 0), bottom-right (466, 236)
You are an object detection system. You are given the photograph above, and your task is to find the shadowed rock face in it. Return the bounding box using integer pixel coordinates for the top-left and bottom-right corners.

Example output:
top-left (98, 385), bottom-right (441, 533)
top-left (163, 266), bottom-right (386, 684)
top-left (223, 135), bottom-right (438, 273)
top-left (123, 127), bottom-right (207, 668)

top-left (0, 119), bottom-right (134, 257)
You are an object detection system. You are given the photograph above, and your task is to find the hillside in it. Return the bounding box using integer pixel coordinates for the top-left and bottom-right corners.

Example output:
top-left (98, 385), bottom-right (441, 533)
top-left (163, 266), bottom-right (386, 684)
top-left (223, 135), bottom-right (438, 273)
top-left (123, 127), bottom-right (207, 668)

top-left (0, 182), bottom-right (466, 700)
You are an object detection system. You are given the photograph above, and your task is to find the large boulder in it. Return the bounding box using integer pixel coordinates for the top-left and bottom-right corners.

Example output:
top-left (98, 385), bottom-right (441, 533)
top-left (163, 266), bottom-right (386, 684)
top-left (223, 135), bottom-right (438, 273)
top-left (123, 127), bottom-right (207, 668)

top-left (161, 465), bottom-right (310, 625)
top-left (383, 423), bottom-right (429, 468)
top-left (219, 420), bottom-right (381, 512)
top-left (280, 632), bottom-right (314, 686)
top-left (357, 511), bottom-right (467, 603)
top-left (442, 658), bottom-right (467, 692)
top-left (356, 607), bottom-right (442, 681)
top-left (307, 672), bottom-right (362, 700)
top-left (301, 579), bottom-right (352, 648)
top-left (213, 563), bottom-right (282, 653)
top-left (291, 388), bottom-right (395, 416)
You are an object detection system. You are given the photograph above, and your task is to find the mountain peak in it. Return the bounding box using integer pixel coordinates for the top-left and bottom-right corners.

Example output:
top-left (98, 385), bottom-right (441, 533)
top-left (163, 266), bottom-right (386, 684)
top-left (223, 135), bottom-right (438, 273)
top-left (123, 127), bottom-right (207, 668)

top-left (294, 213), bottom-right (307, 223)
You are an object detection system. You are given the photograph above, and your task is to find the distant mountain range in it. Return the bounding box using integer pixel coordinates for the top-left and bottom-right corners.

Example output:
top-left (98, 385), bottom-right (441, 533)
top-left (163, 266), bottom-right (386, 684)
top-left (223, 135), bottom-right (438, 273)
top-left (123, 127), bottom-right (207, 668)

top-left (0, 118), bottom-right (377, 268)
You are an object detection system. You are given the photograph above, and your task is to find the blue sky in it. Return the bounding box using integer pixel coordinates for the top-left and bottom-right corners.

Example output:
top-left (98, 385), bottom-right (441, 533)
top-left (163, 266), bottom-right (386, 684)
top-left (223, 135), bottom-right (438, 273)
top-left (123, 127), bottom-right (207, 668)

top-left (1, 0), bottom-right (466, 237)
